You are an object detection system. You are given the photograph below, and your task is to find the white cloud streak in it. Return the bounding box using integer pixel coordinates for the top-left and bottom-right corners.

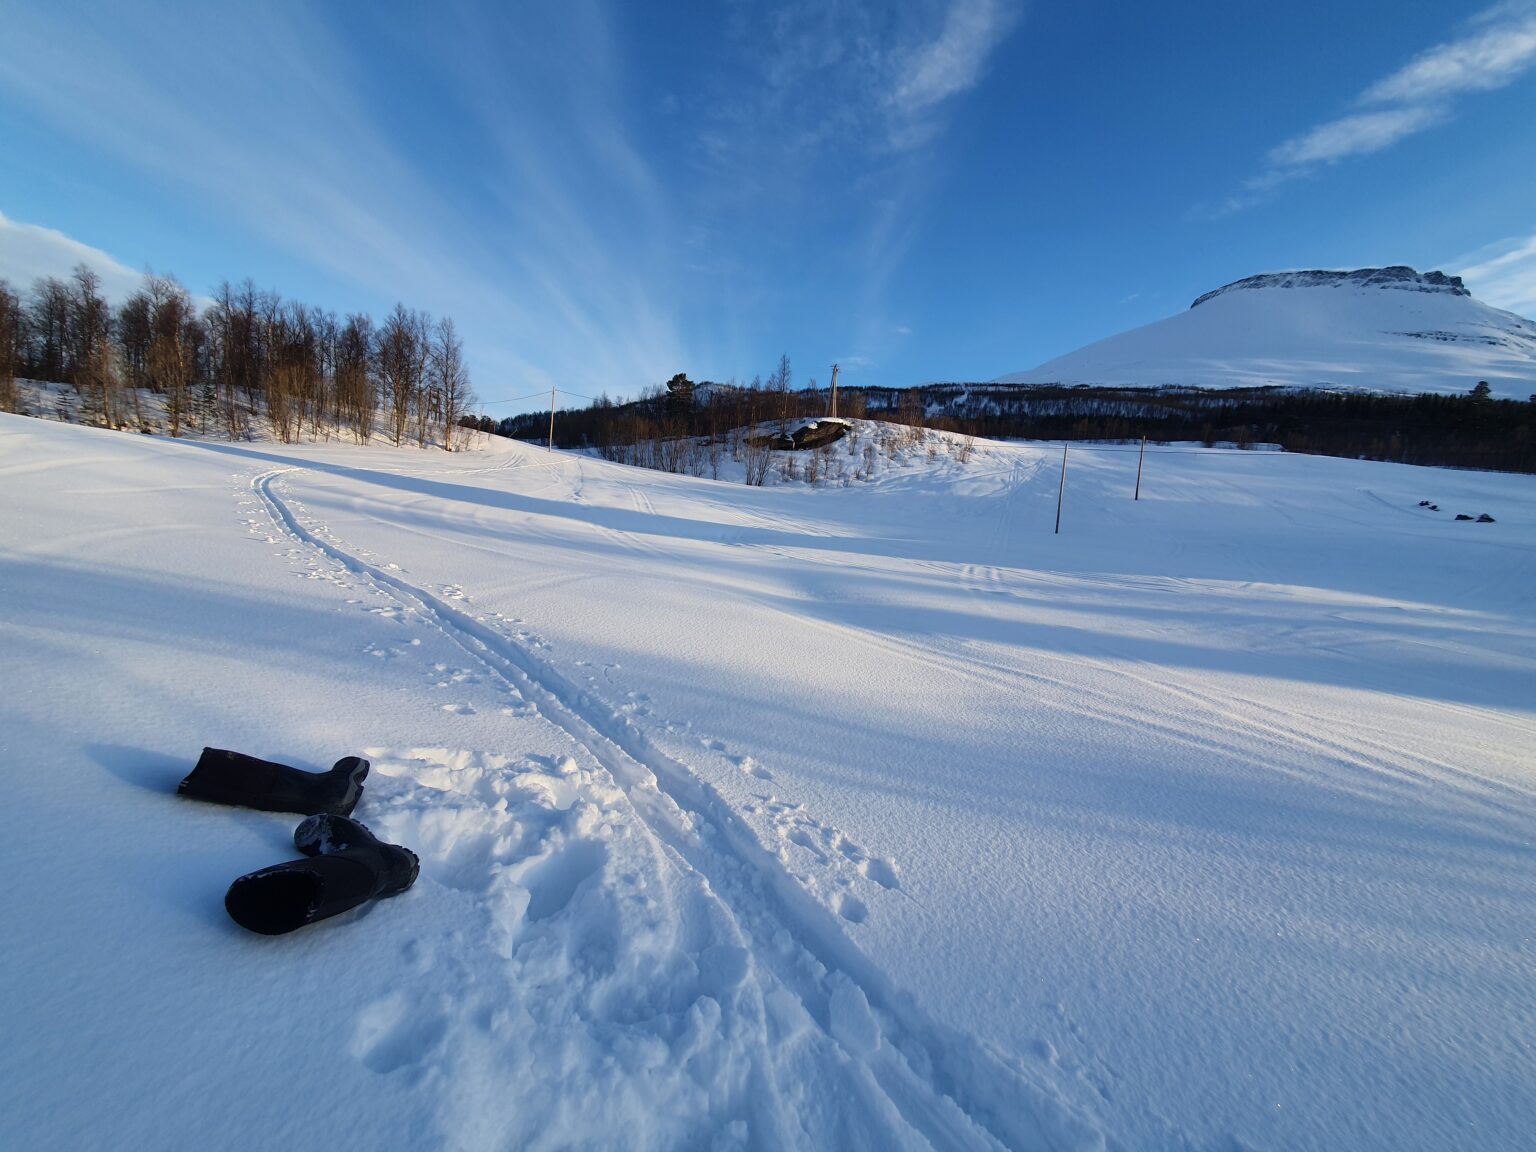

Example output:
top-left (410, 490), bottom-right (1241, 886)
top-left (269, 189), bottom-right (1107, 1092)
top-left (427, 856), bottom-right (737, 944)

top-left (1264, 105), bottom-right (1450, 168)
top-left (890, 0), bottom-right (1016, 118)
top-left (704, 1), bottom-right (1020, 170)
top-left (1454, 231), bottom-right (1536, 316)
top-left (0, 210), bottom-right (145, 303)
top-left (1362, 5), bottom-right (1536, 104)
top-left (686, 2), bottom-right (1019, 372)
top-left (1225, 2), bottom-right (1536, 212)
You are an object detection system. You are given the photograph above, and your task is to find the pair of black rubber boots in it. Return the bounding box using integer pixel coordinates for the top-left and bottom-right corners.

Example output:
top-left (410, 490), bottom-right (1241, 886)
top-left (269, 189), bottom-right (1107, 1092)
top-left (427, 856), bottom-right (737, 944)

top-left (178, 748), bottom-right (418, 935)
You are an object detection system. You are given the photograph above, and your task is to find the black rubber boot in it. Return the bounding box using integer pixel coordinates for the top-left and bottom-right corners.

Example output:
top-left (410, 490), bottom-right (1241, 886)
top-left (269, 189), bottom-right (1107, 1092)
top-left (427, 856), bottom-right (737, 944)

top-left (178, 747), bottom-right (368, 816)
top-left (224, 815), bottom-right (419, 936)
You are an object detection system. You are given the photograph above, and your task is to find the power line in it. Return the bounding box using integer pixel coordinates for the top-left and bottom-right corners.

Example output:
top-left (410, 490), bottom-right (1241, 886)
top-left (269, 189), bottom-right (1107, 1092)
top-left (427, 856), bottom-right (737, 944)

top-left (478, 386), bottom-right (601, 409)
top-left (476, 390), bottom-right (549, 408)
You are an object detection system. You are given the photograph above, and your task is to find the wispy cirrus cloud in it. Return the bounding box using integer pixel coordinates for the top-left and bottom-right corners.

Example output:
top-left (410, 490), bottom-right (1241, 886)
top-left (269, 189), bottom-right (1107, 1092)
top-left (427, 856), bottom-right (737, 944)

top-left (1453, 231), bottom-right (1536, 317)
top-left (1213, 2), bottom-right (1536, 215)
top-left (1263, 104), bottom-right (1449, 170)
top-left (1362, 2), bottom-right (1536, 104)
top-left (710, 0), bottom-right (1018, 163)
top-left (687, 1), bottom-right (1019, 376)
top-left (887, 0), bottom-right (1019, 145)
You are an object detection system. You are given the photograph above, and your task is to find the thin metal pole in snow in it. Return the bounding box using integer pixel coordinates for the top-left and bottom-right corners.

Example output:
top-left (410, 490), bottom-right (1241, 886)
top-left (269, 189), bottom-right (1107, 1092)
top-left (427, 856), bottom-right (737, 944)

top-left (1135, 435), bottom-right (1145, 500)
top-left (1055, 444), bottom-right (1067, 535)
top-left (547, 386), bottom-right (556, 452)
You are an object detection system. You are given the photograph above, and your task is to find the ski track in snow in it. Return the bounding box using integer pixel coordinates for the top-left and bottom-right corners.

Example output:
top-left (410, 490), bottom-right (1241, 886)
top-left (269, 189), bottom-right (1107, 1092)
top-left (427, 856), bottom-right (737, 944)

top-left (250, 466), bottom-right (1111, 1152)
top-left (717, 496), bottom-right (1536, 844)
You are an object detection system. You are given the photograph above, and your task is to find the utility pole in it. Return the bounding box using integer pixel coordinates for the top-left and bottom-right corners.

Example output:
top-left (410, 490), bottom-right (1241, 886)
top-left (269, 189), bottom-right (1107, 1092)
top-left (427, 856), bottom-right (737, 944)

top-left (547, 386), bottom-right (556, 452)
top-left (1055, 444), bottom-right (1068, 535)
top-left (1134, 435), bottom-right (1146, 500)
top-left (829, 363), bottom-right (839, 419)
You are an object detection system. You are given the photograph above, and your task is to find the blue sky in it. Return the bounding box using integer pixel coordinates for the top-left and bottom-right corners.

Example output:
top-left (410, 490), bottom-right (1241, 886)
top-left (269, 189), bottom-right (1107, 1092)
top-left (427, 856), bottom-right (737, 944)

top-left (2, 1), bottom-right (1535, 410)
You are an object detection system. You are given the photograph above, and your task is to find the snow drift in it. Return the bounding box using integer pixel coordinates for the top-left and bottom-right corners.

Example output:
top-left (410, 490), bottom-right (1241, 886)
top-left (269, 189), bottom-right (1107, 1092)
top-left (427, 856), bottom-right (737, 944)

top-left (998, 266), bottom-right (1536, 398)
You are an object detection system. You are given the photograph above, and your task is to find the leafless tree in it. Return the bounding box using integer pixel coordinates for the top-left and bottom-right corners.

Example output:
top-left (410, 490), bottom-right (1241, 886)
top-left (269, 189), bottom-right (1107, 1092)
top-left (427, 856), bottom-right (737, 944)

top-left (335, 314), bottom-right (376, 442)
top-left (430, 316), bottom-right (472, 451)
top-left (206, 282), bottom-right (248, 438)
top-left (117, 289), bottom-right (153, 394)
top-left (768, 353), bottom-right (792, 435)
top-left (377, 303), bottom-right (429, 447)
top-left (313, 309), bottom-right (339, 439)
top-left (145, 274), bottom-right (194, 436)
top-left (898, 388), bottom-right (925, 443)
top-left (206, 279), bottom-right (266, 438)
top-left (743, 433), bottom-right (773, 485)
top-left (28, 276), bottom-right (72, 383)
top-left (68, 265), bottom-right (117, 426)
top-left (0, 280), bottom-right (20, 412)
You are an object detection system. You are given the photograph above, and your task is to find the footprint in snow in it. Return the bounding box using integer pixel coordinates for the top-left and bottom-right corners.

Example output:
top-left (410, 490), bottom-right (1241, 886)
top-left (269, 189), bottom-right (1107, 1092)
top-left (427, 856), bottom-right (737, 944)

top-left (788, 828), bottom-right (825, 860)
top-left (520, 839), bottom-right (608, 922)
top-left (834, 892), bottom-right (869, 924)
top-left (857, 856), bottom-right (901, 891)
top-left (735, 755), bottom-right (773, 781)
top-left (350, 993), bottom-right (448, 1075)
top-left (769, 801), bottom-right (903, 896)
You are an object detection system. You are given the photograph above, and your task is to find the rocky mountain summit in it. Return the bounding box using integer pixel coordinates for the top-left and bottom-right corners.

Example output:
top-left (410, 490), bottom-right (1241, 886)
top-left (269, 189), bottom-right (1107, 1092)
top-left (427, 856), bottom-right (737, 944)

top-left (1191, 266), bottom-right (1469, 308)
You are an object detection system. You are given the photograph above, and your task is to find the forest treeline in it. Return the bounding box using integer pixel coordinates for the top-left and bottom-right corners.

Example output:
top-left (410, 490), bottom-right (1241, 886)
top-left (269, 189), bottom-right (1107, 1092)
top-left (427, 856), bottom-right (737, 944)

top-left (495, 364), bottom-right (1536, 475)
top-left (0, 264), bottom-right (475, 448)
top-left (491, 359), bottom-right (840, 481)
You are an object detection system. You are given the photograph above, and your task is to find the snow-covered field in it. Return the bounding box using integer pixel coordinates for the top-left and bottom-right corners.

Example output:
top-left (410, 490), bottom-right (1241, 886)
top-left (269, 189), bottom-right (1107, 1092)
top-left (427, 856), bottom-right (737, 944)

top-left (2, 413), bottom-right (1533, 1151)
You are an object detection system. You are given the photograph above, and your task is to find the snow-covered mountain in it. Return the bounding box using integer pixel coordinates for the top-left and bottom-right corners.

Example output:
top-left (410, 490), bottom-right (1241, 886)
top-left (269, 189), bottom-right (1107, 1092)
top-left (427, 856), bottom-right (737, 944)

top-left (997, 266), bottom-right (1536, 398)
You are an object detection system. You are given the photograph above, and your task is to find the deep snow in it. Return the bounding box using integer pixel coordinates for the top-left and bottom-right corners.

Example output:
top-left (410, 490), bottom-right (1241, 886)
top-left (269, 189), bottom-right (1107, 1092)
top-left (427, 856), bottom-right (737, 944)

top-left (997, 274), bottom-right (1536, 398)
top-left (1, 414), bottom-right (1534, 1151)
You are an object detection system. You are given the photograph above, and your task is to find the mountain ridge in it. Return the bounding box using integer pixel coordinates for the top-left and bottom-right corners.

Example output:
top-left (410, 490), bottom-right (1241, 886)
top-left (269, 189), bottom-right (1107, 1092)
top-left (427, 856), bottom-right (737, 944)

top-left (997, 266), bottom-right (1536, 398)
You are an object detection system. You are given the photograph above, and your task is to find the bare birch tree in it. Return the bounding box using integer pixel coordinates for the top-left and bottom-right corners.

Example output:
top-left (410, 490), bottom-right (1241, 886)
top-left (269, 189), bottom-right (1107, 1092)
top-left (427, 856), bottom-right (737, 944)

top-left (377, 303), bottom-right (428, 447)
top-left (768, 353), bottom-right (792, 435)
top-left (145, 274), bottom-right (194, 436)
top-left (28, 277), bottom-right (71, 383)
top-left (431, 316), bottom-right (472, 451)
top-left (68, 265), bottom-right (116, 426)
top-left (0, 280), bottom-right (19, 412)
top-left (336, 314), bottom-right (376, 442)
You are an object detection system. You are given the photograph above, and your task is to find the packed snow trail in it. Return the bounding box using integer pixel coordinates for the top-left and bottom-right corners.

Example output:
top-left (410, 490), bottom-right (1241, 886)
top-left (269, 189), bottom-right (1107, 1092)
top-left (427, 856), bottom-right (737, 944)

top-left (252, 466), bottom-right (1109, 1152)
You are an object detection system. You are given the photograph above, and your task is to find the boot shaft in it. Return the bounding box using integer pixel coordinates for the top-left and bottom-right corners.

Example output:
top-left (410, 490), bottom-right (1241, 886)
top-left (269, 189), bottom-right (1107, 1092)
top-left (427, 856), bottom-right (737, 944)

top-left (178, 748), bottom-right (368, 817)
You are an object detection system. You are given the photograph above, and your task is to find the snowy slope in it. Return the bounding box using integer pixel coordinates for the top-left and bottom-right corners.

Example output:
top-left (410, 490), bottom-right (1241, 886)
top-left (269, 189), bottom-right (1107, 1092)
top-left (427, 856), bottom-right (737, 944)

top-left (3, 415), bottom-right (1535, 1151)
top-left (997, 267), bottom-right (1536, 398)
